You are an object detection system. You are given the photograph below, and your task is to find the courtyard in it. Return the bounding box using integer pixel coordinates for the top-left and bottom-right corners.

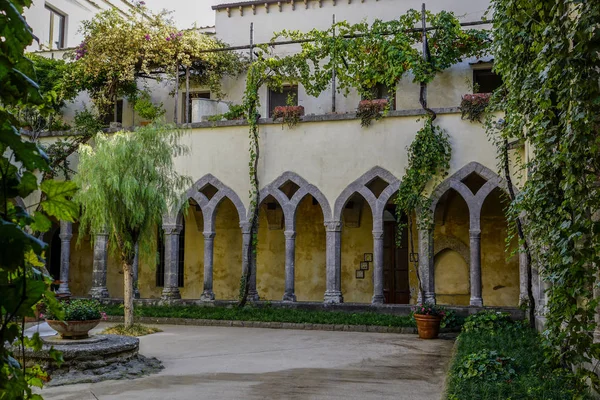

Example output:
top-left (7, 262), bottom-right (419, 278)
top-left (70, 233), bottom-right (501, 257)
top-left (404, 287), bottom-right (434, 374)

top-left (34, 324), bottom-right (454, 400)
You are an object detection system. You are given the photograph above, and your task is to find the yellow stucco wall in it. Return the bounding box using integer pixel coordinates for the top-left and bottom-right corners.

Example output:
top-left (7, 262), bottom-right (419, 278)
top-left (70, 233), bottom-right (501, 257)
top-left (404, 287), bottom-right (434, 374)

top-left (256, 209), bottom-right (285, 300)
top-left (481, 189), bottom-right (519, 306)
top-left (341, 200), bottom-right (374, 303)
top-left (294, 196), bottom-right (326, 302)
top-left (213, 199), bottom-right (243, 300)
top-left (180, 208), bottom-right (205, 299)
top-left (69, 224), bottom-right (93, 297)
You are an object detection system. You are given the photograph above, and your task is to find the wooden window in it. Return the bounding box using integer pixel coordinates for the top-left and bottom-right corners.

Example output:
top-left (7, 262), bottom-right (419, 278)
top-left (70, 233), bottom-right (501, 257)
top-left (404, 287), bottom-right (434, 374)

top-left (45, 4), bottom-right (66, 49)
top-left (268, 85), bottom-right (298, 118)
top-left (473, 68), bottom-right (503, 93)
top-left (102, 99), bottom-right (123, 125)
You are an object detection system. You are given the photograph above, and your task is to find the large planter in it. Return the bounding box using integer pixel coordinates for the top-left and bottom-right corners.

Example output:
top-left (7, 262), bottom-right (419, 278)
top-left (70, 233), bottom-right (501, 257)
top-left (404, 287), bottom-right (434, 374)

top-left (46, 319), bottom-right (101, 339)
top-left (414, 314), bottom-right (442, 339)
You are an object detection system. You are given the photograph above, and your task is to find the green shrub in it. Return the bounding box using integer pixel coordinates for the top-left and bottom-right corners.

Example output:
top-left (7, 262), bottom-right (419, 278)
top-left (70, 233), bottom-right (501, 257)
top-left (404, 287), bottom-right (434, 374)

top-left (456, 349), bottom-right (516, 382)
top-left (43, 299), bottom-right (104, 321)
top-left (134, 91), bottom-right (165, 121)
top-left (462, 310), bottom-right (515, 333)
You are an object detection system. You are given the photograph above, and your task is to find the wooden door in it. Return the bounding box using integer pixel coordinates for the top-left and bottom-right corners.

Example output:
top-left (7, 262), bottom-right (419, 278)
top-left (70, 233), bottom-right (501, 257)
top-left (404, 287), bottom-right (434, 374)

top-left (383, 220), bottom-right (410, 304)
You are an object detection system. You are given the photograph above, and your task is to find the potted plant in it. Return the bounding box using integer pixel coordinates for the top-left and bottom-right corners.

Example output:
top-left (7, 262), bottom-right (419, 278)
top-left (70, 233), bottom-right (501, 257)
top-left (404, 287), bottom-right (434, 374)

top-left (412, 302), bottom-right (447, 339)
top-left (134, 91), bottom-right (165, 125)
top-left (356, 98), bottom-right (388, 127)
top-left (43, 299), bottom-right (107, 339)
top-left (459, 93), bottom-right (491, 123)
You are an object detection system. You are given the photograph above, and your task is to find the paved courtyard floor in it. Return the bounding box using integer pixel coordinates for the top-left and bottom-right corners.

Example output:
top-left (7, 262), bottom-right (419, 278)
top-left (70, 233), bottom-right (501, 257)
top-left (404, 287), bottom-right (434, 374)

top-left (35, 323), bottom-right (454, 400)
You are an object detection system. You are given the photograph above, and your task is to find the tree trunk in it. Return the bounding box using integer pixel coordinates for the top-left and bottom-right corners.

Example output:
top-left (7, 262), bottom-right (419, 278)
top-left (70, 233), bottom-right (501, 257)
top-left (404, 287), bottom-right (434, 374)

top-left (123, 261), bottom-right (134, 329)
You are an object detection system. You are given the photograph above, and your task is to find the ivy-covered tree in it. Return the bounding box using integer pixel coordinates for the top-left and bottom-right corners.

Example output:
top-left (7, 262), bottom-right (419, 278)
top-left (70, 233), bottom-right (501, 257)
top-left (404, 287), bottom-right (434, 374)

top-left (489, 0), bottom-right (600, 387)
top-left (1, 0), bottom-right (79, 397)
top-left (74, 124), bottom-right (190, 328)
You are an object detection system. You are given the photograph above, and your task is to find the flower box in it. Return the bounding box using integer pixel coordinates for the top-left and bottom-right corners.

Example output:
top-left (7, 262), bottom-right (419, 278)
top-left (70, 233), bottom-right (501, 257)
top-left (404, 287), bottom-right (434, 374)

top-left (460, 93), bottom-right (491, 122)
top-left (272, 105), bottom-right (304, 128)
top-left (357, 99), bottom-right (389, 127)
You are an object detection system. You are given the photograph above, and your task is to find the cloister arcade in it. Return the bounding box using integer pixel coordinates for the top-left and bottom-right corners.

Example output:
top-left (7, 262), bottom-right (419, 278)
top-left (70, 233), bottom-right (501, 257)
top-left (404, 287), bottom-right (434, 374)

top-left (48, 162), bottom-right (526, 308)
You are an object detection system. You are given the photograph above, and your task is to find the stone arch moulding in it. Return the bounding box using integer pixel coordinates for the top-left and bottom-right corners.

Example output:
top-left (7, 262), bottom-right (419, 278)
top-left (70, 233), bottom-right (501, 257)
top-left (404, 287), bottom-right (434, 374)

top-left (332, 166), bottom-right (400, 229)
top-left (249, 171), bottom-right (333, 227)
top-left (434, 235), bottom-right (470, 266)
top-left (429, 161), bottom-right (515, 216)
top-left (164, 174), bottom-right (247, 231)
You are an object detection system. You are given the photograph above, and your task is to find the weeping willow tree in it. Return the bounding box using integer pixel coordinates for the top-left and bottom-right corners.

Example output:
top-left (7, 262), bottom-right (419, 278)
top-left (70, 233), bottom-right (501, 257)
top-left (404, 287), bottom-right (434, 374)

top-left (74, 124), bottom-right (190, 327)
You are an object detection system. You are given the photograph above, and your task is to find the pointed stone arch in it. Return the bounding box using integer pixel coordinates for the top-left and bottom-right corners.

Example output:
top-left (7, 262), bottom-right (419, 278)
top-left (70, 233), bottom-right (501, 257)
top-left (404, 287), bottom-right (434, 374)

top-left (428, 161), bottom-right (521, 307)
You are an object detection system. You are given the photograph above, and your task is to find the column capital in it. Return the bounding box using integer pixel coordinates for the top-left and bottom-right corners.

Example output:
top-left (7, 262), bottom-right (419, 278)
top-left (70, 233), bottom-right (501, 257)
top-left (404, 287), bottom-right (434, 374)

top-left (203, 231), bottom-right (216, 239)
top-left (59, 221), bottom-right (73, 240)
top-left (163, 224), bottom-right (183, 235)
top-left (372, 230), bottom-right (384, 240)
top-left (284, 230), bottom-right (296, 239)
top-left (324, 220), bottom-right (342, 232)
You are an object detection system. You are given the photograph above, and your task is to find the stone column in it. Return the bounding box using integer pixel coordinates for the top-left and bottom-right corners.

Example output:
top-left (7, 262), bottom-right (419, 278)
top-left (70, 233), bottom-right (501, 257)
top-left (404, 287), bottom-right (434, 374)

top-left (324, 221), bottom-right (343, 303)
top-left (201, 231), bottom-right (216, 301)
top-left (89, 230), bottom-right (109, 298)
top-left (418, 226), bottom-right (436, 304)
top-left (56, 221), bottom-right (72, 296)
top-left (372, 229), bottom-right (385, 304)
top-left (469, 229), bottom-right (483, 306)
top-left (161, 224), bottom-right (182, 300)
top-left (519, 251), bottom-right (528, 307)
top-left (241, 223), bottom-right (259, 301)
top-left (132, 241), bottom-right (140, 299)
top-left (283, 230), bottom-right (297, 302)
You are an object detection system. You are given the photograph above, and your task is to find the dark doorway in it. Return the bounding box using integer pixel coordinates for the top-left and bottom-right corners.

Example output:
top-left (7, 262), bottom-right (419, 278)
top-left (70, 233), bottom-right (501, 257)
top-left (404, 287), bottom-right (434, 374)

top-left (383, 210), bottom-right (410, 304)
top-left (48, 228), bottom-right (61, 281)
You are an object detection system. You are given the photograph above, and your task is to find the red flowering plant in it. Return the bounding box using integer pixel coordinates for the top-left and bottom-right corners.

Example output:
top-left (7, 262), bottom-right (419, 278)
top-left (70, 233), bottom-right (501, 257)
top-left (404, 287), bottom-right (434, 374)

top-left (272, 105), bottom-right (305, 129)
top-left (356, 98), bottom-right (389, 127)
top-left (459, 93), bottom-right (491, 123)
top-left (412, 302), bottom-right (447, 317)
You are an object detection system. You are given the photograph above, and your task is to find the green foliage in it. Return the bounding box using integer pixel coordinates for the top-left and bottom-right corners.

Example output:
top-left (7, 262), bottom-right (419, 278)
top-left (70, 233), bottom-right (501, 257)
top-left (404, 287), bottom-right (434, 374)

top-left (394, 118), bottom-right (451, 262)
top-left (0, 1), bottom-right (79, 398)
top-left (446, 324), bottom-right (590, 399)
top-left (71, 2), bottom-right (244, 115)
top-left (456, 350), bottom-right (516, 382)
top-left (133, 91), bottom-right (165, 122)
top-left (462, 310), bottom-right (516, 334)
top-left (356, 99), bottom-right (388, 127)
top-left (103, 304), bottom-right (420, 328)
top-left (207, 103), bottom-right (246, 122)
top-left (73, 123), bottom-right (190, 327)
top-left (487, 0), bottom-right (600, 386)
top-left (43, 299), bottom-right (103, 321)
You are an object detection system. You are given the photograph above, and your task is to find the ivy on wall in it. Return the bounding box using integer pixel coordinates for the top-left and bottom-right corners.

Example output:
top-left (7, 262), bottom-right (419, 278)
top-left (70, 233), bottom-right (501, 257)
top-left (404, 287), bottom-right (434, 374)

top-left (488, 0), bottom-right (600, 388)
top-left (236, 10), bottom-right (489, 304)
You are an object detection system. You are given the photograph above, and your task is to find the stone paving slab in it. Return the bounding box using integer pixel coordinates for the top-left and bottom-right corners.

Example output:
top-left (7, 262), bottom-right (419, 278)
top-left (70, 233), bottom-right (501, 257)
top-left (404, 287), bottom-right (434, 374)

top-left (35, 323), bottom-right (454, 400)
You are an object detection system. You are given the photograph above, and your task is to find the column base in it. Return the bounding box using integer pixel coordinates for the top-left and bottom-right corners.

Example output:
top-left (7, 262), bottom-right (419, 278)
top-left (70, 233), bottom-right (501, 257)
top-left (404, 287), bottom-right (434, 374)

top-left (470, 297), bottom-right (483, 307)
top-left (161, 287), bottom-right (181, 300)
top-left (371, 294), bottom-right (385, 305)
top-left (89, 287), bottom-right (109, 298)
top-left (200, 290), bottom-right (215, 301)
top-left (133, 289), bottom-right (140, 299)
top-left (282, 292), bottom-right (296, 302)
top-left (424, 292), bottom-right (436, 304)
top-left (247, 290), bottom-right (259, 302)
top-left (56, 286), bottom-right (71, 297)
top-left (324, 291), bottom-right (343, 304)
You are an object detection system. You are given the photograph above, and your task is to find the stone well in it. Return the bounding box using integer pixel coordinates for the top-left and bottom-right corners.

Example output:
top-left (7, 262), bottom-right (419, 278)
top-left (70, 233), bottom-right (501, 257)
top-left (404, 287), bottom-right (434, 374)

top-left (23, 334), bottom-right (162, 386)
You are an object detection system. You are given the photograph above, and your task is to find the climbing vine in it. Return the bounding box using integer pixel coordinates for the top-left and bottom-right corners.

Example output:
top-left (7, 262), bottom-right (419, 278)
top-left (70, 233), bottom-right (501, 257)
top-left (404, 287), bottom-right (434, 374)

top-left (488, 0), bottom-right (600, 388)
top-left (235, 10), bottom-right (489, 305)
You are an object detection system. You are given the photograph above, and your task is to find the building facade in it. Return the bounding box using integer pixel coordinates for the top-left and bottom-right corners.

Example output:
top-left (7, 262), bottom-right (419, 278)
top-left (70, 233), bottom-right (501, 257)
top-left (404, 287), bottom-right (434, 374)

top-left (27, 0), bottom-right (541, 312)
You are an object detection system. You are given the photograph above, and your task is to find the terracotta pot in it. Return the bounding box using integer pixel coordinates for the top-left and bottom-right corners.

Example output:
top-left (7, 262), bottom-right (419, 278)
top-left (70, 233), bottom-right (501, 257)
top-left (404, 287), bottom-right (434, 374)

top-left (414, 314), bottom-right (442, 339)
top-left (46, 319), bottom-right (101, 339)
